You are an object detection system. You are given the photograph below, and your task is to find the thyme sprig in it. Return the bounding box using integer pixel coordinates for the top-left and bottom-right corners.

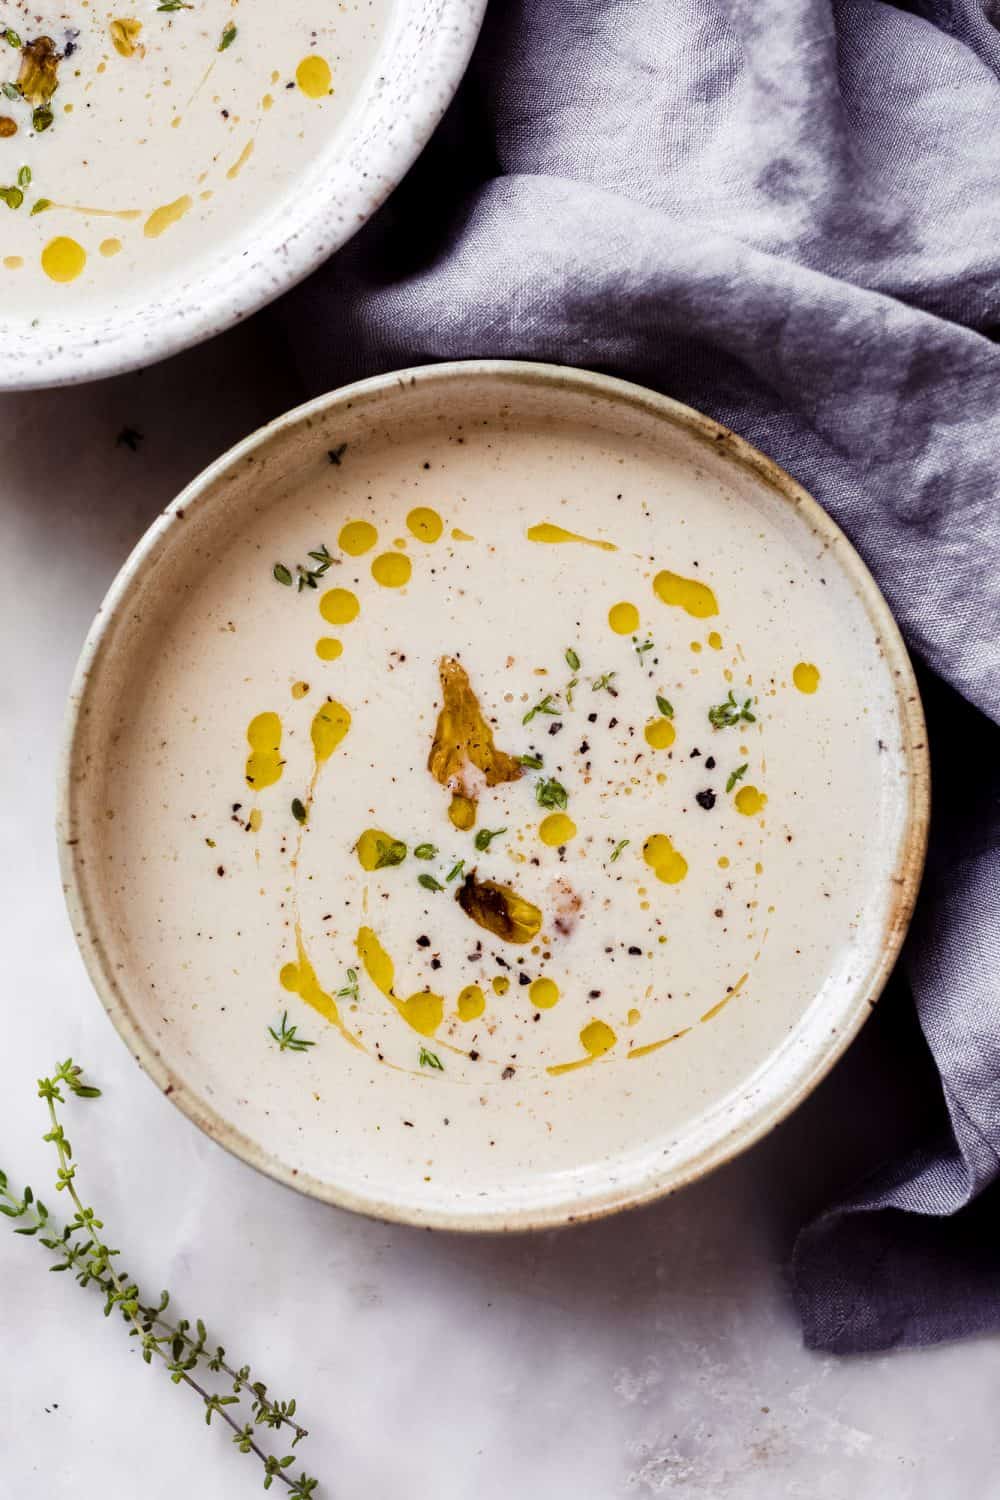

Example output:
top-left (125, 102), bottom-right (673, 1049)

top-left (708, 690), bottom-right (756, 729)
top-left (522, 692), bottom-right (560, 725)
top-left (591, 671), bottom-right (618, 696)
top-left (268, 1013), bottom-right (316, 1053)
top-left (1, 1060), bottom-right (319, 1495)
top-left (273, 545), bottom-right (335, 593)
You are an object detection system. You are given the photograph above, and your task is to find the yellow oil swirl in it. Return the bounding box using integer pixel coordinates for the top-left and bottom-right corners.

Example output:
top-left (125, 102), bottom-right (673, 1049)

top-left (315, 638), bottom-right (343, 661)
top-left (41, 236), bottom-right (86, 282)
top-left (734, 785), bottom-right (766, 816)
top-left (643, 718), bottom-right (676, 750)
top-left (492, 975), bottom-right (510, 995)
top-left (700, 972), bottom-right (749, 1022)
top-left (226, 140), bottom-right (254, 179)
top-left (708, 631), bottom-right (723, 650)
top-left (338, 520), bottom-right (377, 556)
top-left (539, 812), bottom-right (576, 846)
top-left (280, 925), bottom-right (360, 1047)
top-left (319, 587), bottom-right (359, 625)
top-left (529, 977), bottom-right (559, 1009)
top-left (608, 601), bottom-right (639, 635)
top-left (99, 237), bottom-right (122, 258)
top-left (451, 528), bottom-right (475, 542)
top-left (296, 54), bottom-right (332, 98)
top-left (291, 681), bottom-right (310, 699)
top-left (643, 832), bottom-right (688, 884)
top-left (371, 552), bottom-right (411, 588)
top-left (311, 699), bottom-right (350, 764)
top-left (356, 925), bottom-right (443, 1037)
top-left (144, 195), bottom-right (193, 239)
top-left (406, 507), bottom-right (443, 543)
top-left (548, 1019), bottom-right (618, 1075)
top-left (793, 661), bottom-right (820, 694)
top-left (653, 569), bottom-right (718, 618)
top-left (355, 828), bottom-right (405, 871)
top-left (448, 794), bottom-right (476, 831)
top-left (457, 984), bottom-right (486, 1021)
top-left (245, 711), bottom-right (283, 790)
top-left (527, 522), bottom-right (617, 551)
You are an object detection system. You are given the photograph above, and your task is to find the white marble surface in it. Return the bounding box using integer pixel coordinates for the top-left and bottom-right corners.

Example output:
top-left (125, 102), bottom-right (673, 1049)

top-left (3, 327), bottom-right (999, 1499)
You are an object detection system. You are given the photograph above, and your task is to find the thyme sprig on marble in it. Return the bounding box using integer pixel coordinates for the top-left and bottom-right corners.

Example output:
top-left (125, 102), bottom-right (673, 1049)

top-left (1, 1059), bottom-right (320, 1496)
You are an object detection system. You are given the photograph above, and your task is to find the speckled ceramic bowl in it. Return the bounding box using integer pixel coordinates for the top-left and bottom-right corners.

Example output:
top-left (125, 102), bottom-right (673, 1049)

top-left (59, 362), bottom-right (929, 1230)
top-left (1, 0), bottom-right (484, 390)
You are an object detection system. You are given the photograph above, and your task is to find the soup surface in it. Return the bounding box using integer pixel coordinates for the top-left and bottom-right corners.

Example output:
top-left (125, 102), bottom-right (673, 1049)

top-left (71, 374), bottom-right (918, 1222)
top-left (0, 0), bottom-right (388, 299)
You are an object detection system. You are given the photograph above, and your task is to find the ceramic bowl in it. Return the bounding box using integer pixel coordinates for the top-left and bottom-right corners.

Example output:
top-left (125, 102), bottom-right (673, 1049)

top-left (59, 361), bottom-right (929, 1229)
top-left (1, 0), bottom-right (484, 390)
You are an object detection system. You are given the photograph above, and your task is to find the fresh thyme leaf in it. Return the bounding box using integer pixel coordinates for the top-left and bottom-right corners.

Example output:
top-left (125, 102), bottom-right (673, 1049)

top-left (591, 671), bottom-right (617, 695)
top-left (633, 636), bottom-right (654, 659)
top-left (4, 28), bottom-right (22, 47)
top-left (335, 967), bottom-right (359, 1002)
top-left (30, 196), bottom-right (52, 215)
top-left (16, 164), bottom-right (30, 187)
top-left (565, 647), bottom-right (581, 672)
top-left (413, 843), bottom-right (438, 859)
top-left (272, 563), bottom-right (293, 587)
top-left (708, 690), bottom-right (756, 729)
top-left (373, 837), bottom-right (407, 869)
top-left (268, 1012), bottom-right (316, 1053)
top-left (474, 826), bottom-right (506, 852)
top-left (157, 1), bottom-right (193, 9)
top-left (2, 1059), bottom-right (319, 1491)
top-left (565, 676), bottom-right (579, 707)
top-left (446, 860), bottom-right (465, 882)
top-left (517, 753), bottom-right (543, 769)
top-left (725, 763), bottom-right (749, 793)
top-left (522, 693), bottom-right (559, 725)
top-left (418, 1047), bottom-right (444, 1071)
top-left (290, 798), bottom-right (307, 825)
top-left (655, 695), bottom-right (674, 719)
top-left (218, 21), bottom-right (237, 51)
top-left (1, 81), bottom-right (19, 101)
top-left (418, 873), bottom-right (444, 893)
top-left (0, 185), bottom-right (23, 209)
top-left (32, 105), bottom-right (53, 132)
top-left (610, 838), bottom-right (630, 862)
top-left (536, 777), bottom-right (568, 811)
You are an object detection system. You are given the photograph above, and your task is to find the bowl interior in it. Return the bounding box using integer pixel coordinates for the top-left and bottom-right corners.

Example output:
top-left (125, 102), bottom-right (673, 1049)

top-left (61, 363), bottom-right (927, 1228)
top-left (1, 0), bottom-right (483, 388)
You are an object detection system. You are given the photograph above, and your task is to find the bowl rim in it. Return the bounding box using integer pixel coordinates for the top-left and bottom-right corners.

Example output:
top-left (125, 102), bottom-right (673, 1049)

top-left (3, 0), bottom-right (486, 392)
top-left (57, 359), bottom-right (930, 1231)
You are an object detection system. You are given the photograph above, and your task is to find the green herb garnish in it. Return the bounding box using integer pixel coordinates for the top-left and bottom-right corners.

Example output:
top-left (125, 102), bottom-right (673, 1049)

top-left (474, 827), bottom-right (506, 852)
top-left (1, 1060), bottom-right (320, 1495)
top-left (374, 837), bottom-right (407, 869)
top-left (633, 636), bottom-right (654, 659)
top-left (446, 860), bottom-right (465, 882)
top-left (565, 647), bottom-right (581, 672)
top-left (565, 676), bottom-right (579, 706)
top-left (272, 545), bottom-right (335, 592)
top-left (610, 838), bottom-right (630, 862)
top-left (16, 164), bottom-right (30, 187)
top-left (30, 197), bottom-right (52, 215)
top-left (414, 843), bottom-right (437, 859)
top-left (218, 22), bottom-right (237, 50)
top-left (4, 28), bottom-right (22, 47)
top-left (0, 185), bottom-right (23, 209)
top-left (536, 777), bottom-right (568, 811)
top-left (708, 690), bottom-right (756, 729)
top-left (157, 1), bottom-right (193, 10)
top-left (517, 753), bottom-right (543, 769)
top-left (418, 873), bottom-right (444, 893)
top-left (291, 798), bottom-right (307, 825)
top-left (418, 1047), bottom-right (444, 1071)
top-left (1, 81), bottom-right (20, 101)
top-left (336, 968), bottom-right (359, 1003)
top-left (32, 105), bottom-right (53, 132)
top-left (273, 563), bottom-right (293, 587)
top-left (591, 671), bottom-right (617, 695)
top-left (268, 1012), bottom-right (316, 1053)
top-left (655, 695), bottom-right (674, 719)
top-left (725, 763), bottom-right (749, 793)
top-left (522, 693), bottom-right (559, 725)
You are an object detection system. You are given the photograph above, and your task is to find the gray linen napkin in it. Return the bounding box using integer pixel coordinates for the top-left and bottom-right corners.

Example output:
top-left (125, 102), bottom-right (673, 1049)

top-left (282, 0), bottom-right (1000, 1351)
